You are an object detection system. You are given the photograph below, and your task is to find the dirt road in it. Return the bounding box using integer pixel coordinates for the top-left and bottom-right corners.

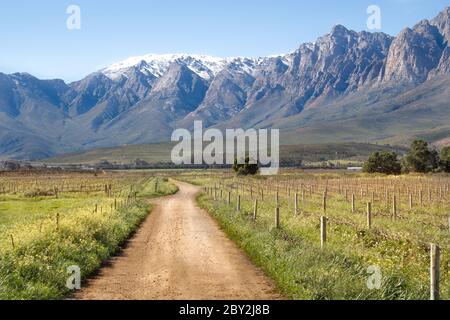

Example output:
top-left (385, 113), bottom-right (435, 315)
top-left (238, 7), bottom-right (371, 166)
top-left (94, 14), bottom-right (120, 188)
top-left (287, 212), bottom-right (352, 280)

top-left (76, 181), bottom-right (281, 300)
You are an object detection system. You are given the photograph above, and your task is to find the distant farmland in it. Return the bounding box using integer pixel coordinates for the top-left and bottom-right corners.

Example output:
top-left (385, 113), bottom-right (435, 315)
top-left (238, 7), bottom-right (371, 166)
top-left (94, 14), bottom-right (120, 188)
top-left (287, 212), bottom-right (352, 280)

top-left (44, 142), bottom-right (407, 167)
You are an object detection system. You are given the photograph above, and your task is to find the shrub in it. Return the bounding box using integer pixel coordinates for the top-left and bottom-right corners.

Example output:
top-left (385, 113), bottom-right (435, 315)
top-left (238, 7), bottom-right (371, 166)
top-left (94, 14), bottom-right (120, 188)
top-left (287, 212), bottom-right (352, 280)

top-left (403, 140), bottom-right (439, 173)
top-left (440, 147), bottom-right (450, 173)
top-left (363, 151), bottom-right (401, 175)
top-left (233, 157), bottom-right (259, 176)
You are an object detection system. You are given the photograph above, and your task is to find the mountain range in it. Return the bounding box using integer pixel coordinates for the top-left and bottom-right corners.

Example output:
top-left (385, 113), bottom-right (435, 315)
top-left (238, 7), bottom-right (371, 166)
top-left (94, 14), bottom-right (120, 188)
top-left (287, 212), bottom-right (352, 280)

top-left (1, 7), bottom-right (450, 160)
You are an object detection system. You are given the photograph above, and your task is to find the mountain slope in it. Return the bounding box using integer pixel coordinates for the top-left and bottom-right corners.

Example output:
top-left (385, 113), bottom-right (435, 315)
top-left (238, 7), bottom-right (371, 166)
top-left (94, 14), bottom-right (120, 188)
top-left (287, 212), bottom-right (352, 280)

top-left (0, 7), bottom-right (449, 160)
top-left (277, 76), bottom-right (450, 145)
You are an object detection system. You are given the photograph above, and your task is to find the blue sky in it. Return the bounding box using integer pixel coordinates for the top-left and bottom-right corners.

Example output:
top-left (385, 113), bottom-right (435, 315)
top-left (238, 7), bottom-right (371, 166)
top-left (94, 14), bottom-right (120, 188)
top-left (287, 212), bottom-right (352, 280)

top-left (0, 0), bottom-right (448, 82)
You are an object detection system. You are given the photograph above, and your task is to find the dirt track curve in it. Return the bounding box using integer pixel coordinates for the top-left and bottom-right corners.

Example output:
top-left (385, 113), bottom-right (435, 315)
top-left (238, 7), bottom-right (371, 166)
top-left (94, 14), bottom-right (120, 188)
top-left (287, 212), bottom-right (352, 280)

top-left (76, 180), bottom-right (281, 300)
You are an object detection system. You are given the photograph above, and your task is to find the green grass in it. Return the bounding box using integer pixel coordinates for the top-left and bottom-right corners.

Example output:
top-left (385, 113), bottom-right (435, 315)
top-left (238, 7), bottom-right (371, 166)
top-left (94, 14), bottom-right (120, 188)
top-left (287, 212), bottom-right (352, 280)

top-left (0, 195), bottom-right (106, 232)
top-left (137, 177), bottom-right (179, 198)
top-left (0, 176), bottom-right (178, 300)
top-left (192, 175), bottom-right (449, 300)
top-left (198, 194), bottom-right (375, 299)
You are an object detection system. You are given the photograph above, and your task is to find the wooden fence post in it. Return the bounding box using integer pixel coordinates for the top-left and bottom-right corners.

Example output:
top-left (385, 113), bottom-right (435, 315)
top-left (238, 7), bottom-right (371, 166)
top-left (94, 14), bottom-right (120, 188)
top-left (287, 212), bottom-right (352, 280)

top-left (392, 195), bottom-right (397, 220)
top-left (237, 195), bottom-right (241, 212)
top-left (276, 190), bottom-right (279, 208)
top-left (10, 234), bottom-right (15, 250)
top-left (351, 194), bottom-right (355, 213)
top-left (430, 244), bottom-right (440, 300)
top-left (275, 207), bottom-right (280, 229)
top-left (253, 199), bottom-right (258, 221)
top-left (323, 191), bottom-right (327, 214)
top-left (294, 193), bottom-right (299, 216)
top-left (56, 213), bottom-right (60, 232)
top-left (321, 216), bottom-right (327, 249)
top-left (420, 190), bottom-right (423, 207)
top-left (367, 202), bottom-right (372, 229)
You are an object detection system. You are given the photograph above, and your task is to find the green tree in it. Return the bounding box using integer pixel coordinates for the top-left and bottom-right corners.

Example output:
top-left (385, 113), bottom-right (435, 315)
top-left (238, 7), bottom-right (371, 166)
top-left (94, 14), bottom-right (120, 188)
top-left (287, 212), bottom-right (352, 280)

top-left (440, 147), bottom-right (450, 173)
top-left (404, 140), bottom-right (439, 173)
top-left (233, 157), bottom-right (259, 176)
top-left (363, 151), bottom-right (401, 175)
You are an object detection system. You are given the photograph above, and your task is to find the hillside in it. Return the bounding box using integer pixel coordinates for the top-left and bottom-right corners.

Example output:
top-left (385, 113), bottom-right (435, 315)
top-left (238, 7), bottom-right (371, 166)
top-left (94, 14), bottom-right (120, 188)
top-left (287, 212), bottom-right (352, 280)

top-left (0, 7), bottom-right (449, 160)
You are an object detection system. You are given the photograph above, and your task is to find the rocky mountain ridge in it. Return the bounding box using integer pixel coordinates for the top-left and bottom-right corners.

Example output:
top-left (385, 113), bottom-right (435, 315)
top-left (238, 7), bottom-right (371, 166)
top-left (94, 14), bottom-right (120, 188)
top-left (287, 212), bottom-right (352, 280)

top-left (0, 7), bottom-right (449, 159)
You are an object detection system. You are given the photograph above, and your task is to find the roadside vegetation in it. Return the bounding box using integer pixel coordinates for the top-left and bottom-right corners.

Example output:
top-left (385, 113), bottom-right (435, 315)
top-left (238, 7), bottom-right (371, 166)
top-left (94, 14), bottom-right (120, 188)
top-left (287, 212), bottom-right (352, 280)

top-left (182, 172), bottom-right (449, 300)
top-left (0, 173), bottom-right (177, 300)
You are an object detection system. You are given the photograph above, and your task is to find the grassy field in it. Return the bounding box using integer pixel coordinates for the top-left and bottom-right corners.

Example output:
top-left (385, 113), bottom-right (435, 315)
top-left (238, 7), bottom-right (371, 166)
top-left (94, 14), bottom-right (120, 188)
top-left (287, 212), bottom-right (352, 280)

top-left (1, 168), bottom-right (448, 300)
top-left (0, 172), bottom-right (177, 300)
top-left (43, 142), bottom-right (406, 166)
top-left (43, 143), bottom-right (176, 165)
top-left (179, 171), bottom-right (449, 300)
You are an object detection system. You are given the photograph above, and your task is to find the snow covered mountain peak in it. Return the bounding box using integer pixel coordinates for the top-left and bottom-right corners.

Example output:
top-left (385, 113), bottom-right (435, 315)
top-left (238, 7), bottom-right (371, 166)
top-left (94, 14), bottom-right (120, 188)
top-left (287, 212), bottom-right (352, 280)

top-left (101, 53), bottom-right (271, 81)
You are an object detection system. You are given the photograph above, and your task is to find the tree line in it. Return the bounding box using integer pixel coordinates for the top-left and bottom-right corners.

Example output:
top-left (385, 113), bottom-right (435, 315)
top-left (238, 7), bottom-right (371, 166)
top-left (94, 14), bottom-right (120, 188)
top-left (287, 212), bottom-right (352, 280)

top-left (363, 140), bottom-right (450, 175)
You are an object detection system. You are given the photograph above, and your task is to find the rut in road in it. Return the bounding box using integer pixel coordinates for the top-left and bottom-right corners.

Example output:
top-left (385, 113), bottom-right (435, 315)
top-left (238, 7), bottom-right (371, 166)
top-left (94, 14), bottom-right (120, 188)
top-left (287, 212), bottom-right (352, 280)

top-left (76, 180), bottom-right (282, 300)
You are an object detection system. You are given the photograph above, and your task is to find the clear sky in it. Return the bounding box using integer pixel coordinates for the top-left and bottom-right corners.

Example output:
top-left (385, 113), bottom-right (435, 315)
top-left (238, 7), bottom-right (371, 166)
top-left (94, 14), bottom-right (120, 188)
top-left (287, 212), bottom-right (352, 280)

top-left (0, 0), bottom-right (448, 82)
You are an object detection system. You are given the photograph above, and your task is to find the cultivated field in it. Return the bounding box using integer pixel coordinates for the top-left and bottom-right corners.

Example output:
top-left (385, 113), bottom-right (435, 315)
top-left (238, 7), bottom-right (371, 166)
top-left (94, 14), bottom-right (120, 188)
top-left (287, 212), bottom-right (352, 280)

top-left (1, 169), bottom-right (448, 300)
top-left (181, 171), bottom-right (449, 300)
top-left (0, 171), bottom-right (177, 300)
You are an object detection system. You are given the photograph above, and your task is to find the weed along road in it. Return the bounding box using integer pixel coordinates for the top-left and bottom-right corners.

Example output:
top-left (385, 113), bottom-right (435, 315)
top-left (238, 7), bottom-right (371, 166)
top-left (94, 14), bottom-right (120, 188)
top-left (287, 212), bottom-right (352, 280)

top-left (76, 181), bottom-right (281, 300)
